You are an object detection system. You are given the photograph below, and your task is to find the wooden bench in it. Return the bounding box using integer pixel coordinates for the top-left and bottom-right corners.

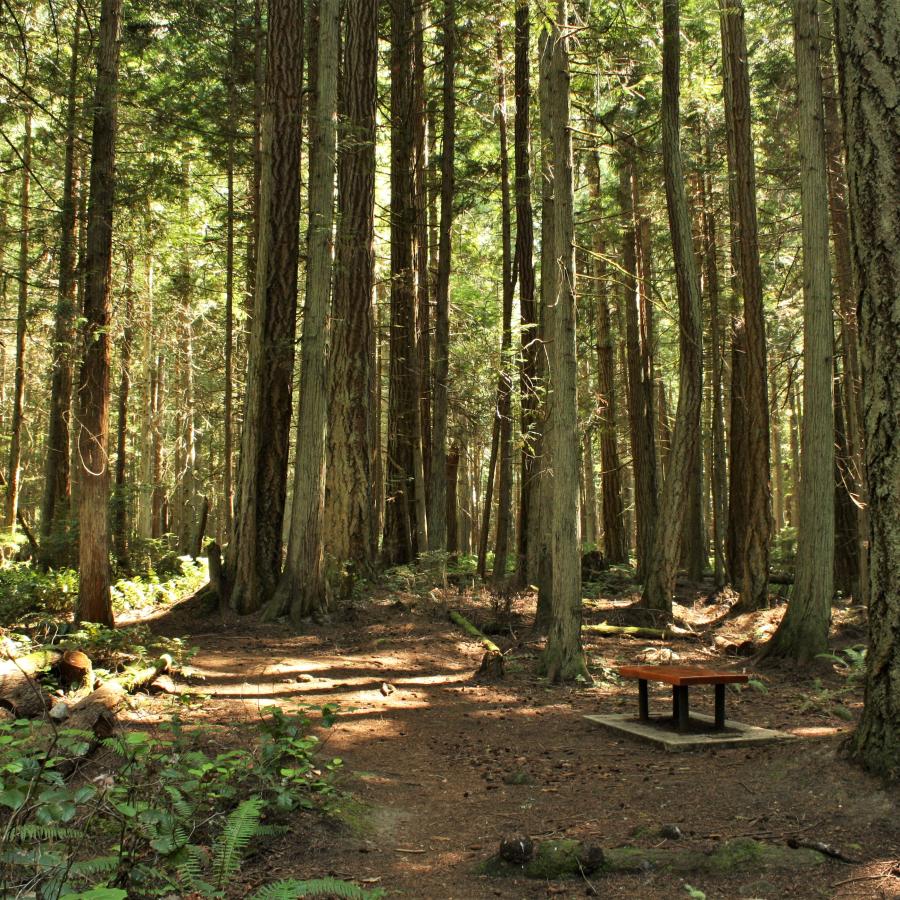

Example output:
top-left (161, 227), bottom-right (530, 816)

top-left (617, 665), bottom-right (749, 732)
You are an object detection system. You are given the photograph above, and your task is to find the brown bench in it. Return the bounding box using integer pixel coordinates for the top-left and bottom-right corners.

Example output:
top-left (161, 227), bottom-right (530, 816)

top-left (617, 664), bottom-right (749, 732)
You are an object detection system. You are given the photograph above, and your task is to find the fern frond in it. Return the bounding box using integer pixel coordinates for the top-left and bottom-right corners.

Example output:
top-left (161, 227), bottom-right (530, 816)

top-left (176, 842), bottom-right (207, 890)
top-left (69, 854), bottom-right (119, 877)
top-left (10, 824), bottom-right (82, 842)
top-left (211, 796), bottom-right (263, 889)
top-left (250, 877), bottom-right (385, 900)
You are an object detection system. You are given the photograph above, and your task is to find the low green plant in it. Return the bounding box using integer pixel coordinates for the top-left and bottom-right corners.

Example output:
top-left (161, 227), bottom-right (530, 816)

top-left (0, 705), bottom-right (351, 898)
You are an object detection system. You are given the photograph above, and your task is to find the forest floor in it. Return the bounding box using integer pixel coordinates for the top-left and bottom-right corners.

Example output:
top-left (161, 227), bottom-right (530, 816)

top-left (126, 574), bottom-right (900, 900)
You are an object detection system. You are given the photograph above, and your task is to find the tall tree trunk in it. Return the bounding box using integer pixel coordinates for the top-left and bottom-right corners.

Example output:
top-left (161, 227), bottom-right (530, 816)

top-left (274, 0), bottom-right (339, 623)
top-left (6, 110), bottom-right (30, 532)
top-left (764, 0), bottom-right (834, 660)
top-left (427, 0), bottom-right (456, 553)
top-left (835, 0), bottom-right (900, 778)
top-left (820, 1), bottom-right (866, 603)
top-left (532, 27), bottom-right (555, 629)
top-left (446, 443), bottom-right (460, 554)
top-left (76, 0), bottom-right (123, 626)
top-left (642, 0), bottom-right (704, 614)
top-left (587, 154), bottom-right (627, 563)
top-left (620, 153), bottom-right (659, 580)
top-left (702, 134), bottom-right (728, 587)
top-left (383, 0), bottom-right (423, 565)
top-left (833, 368), bottom-right (860, 596)
top-left (541, 6), bottom-right (587, 682)
top-left (112, 252), bottom-right (135, 568)
top-left (492, 29), bottom-right (515, 583)
top-left (323, 0), bottom-right (378, 568)
top-left (136, 254), bottom-right (154, 539)
top-left (228, 0), bottom-right (305, 614)
top-left (770, 368), bottom-right (785, 534)
top-left (150, 354), bottom-right (164, 538)
top-left (41, 14), bottom-right (81, 547)
top-left (720, 0), bottom-right (771, 609)
top-left (514, 0), bottom-right (540, 585)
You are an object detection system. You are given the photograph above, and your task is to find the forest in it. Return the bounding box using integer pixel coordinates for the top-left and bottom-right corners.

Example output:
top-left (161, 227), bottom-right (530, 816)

top-left (0, 0), bottom-right (897, 896)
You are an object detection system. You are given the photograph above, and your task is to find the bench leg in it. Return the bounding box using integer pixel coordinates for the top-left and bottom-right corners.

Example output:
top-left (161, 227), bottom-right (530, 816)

top-left (714, 683), bottom-right (726, 730)
top-left (638, 679), bottom-right (649, 721)
top-left (673, 686), bottom-right (690, 732)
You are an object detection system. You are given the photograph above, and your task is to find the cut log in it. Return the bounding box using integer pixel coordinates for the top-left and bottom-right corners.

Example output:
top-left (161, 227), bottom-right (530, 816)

top-left (0, 650), bottom-right (60, 718)
top-left (449, 610), bottom-right (505, 680)
top-left (58, 650), bottom-right (93, 689)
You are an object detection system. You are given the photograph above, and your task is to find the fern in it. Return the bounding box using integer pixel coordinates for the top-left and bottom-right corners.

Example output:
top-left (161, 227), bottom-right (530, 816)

top-left (210, 796), bottom-right (264, 889)
top-left (250, 878), bottom-right (384, 900)
top-left (68, 855), bottom-right (119, 878)
top-left (10, 824), bottom-right (83, 842)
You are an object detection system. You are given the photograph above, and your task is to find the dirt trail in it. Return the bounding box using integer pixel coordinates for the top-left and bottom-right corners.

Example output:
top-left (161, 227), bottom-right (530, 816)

top-left (143, 592), bottom-right (900, 899)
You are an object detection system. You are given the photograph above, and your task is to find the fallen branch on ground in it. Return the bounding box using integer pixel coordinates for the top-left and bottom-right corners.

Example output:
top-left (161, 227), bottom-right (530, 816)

top-left (582, 622), bottom-right (698, 641)
top-left (448, 610), bottom-right (505, 679)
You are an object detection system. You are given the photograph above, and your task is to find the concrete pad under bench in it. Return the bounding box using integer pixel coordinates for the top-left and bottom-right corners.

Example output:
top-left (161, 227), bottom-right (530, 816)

top-left (584, 712), bottom-right (795, 752)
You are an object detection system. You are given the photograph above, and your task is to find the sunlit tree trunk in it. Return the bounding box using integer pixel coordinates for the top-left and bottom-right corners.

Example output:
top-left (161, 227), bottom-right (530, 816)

top-left (228, 0), bottom-right (305, 614)
top-left (41, 15), bottom-right (81, 549)
top-left (323, 0), bottom-right (378, 568)
top-left (273, 0), bottom-right (339, 623)
top-left (541, 6), bottom-right (587, 682)
top-left (76, 0), bottom-right (123, 626)
top-left (764, 0), bottom-right (834, 660)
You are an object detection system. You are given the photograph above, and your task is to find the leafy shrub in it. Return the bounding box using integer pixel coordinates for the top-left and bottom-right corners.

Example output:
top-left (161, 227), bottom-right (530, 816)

top-left (0, 705), bottom-right (360, 898)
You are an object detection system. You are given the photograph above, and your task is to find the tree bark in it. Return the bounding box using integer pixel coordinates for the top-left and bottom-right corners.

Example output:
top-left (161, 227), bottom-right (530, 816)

top-left (586, 154), bottom-right (627, 564)
top-left (720, 0), bottom-right (771, 610)
top-left (492, 29), bottom-right (515, 584)
top-left (274, 0), bottom-right (339, 623)
top-left (41, 14), bottom-right (81, 549)
top-left (620, 152), bottom-right (659, 581)
top-left (514, 0), bottom-right (540, 585)
top-left (227, 0), bottom-right (305, 614)
top-left (75, 0), bottom-right (123, 627)
top-left (323, 0), bottom-right (378, 568)
top-left (112, 252), bottom-right (135, 569)
top-left (427, 0), bottom-right (456, 554)
top-left (641, 0), bottom-right (705, 615)
top-left (383, 0), bottom-right (424, 566)
top-left (5, 110), bottom-right (30, 532)
top-left (541, 6), bottom-right (588, 682)
top-left (835, 0), bottom-right (900, 778)
top-left (764, 0), bottom-right (834, 661)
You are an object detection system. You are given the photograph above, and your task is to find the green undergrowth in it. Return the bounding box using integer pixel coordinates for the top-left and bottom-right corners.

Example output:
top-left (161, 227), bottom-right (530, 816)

top-left (0, 704), bottom-right (380, 899)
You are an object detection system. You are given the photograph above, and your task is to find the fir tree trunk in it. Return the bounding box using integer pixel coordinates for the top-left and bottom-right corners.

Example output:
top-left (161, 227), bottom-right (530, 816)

top-left (76, 0), bottom-right (123, 626)
top-left (764, 0), bottom-right (834, 661)
top-left (514, 0), bottom-right (539, 585)
top-left (835, 0), bottom-right (900, 778)
top-left (492, 30), bottom-right (515, 584)
top-left (6, 110), bottom-right (30, 532)
top-left (642, 0), bottom-right (704, 614)
top-left (383, 0), bottom-right (423, 566)
top-left (275, 0), bottom-right (339, 623)
top-left (541, 6), bottom-right (587, 682)
top-left (323, 0), bottom-right (378, 568)
top-left (427, 0), bottom-right (456, 554)
top-left (112, 253), bottom-right (135, 569)
top-left (720, 0), bottom-right (771, 610)
top-left (41, 15), bottom-right (81, 548)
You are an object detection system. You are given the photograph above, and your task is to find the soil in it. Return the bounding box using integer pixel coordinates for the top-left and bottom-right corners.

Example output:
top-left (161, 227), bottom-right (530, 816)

top-left (126, 578), bottom-right (900, 900)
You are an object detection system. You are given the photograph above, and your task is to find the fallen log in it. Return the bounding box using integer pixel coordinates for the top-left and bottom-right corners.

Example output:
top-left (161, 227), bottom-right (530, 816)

top-left (582, 622), bottom-right (697, 641)
top-left (479, 837), bottom-right (826, 880)
top-left (0, 650), bottom-right (61, 718)
top-left (449, 610), bottom-right (505, 679)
